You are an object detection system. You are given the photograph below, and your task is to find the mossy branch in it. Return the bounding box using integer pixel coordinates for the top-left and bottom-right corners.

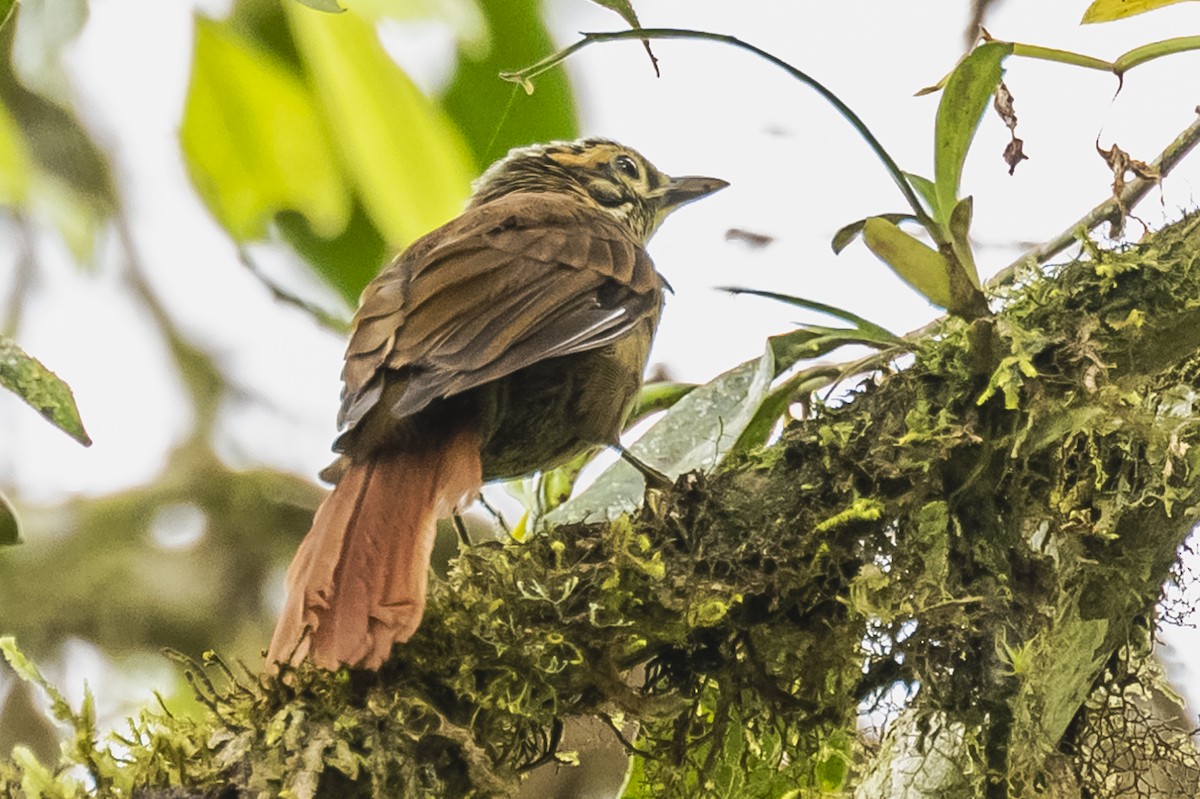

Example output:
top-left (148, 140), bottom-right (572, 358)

top-left (9, 213), bottom-right (1200, 797)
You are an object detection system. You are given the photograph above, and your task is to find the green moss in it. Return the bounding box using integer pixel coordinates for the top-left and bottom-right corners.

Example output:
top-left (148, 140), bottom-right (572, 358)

top-left (9, 215), bottom-right (1200, 796)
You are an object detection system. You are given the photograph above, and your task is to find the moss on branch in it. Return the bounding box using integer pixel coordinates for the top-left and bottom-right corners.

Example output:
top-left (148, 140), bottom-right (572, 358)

top-left (8, 214), bottom-right (1200, 797)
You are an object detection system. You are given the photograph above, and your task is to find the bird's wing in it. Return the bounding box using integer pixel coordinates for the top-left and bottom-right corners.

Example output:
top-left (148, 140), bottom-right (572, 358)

top-left (336, 192), bottom-right (664, 438)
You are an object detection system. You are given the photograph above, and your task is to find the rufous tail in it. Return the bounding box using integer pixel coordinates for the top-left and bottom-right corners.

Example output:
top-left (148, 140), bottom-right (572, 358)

top-left (267, 427), bottom-right (481, 670)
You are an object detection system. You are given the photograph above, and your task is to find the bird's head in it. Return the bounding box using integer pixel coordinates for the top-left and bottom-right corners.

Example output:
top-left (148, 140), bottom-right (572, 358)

top-left (470, 138), bottom-right (728, 243)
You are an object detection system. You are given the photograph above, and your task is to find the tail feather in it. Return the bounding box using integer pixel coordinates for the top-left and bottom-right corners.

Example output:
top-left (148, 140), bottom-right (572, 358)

top-left (268, 427), bottom-right (482, 670)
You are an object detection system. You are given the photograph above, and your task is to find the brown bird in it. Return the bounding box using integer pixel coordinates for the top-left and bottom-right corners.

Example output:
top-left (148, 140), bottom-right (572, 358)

top-left (268, 138), bottom-right (727, 670)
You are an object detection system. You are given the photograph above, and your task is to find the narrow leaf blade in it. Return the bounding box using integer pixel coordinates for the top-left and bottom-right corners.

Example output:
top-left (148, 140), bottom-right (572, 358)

top-left (933, 41), bottom-right (1013, 222)
top-left (729, 365), bottom-right (839, 455)
top-left (723, 287), bottom-right (900, 343)
top-left (831, 213), bottom-right (916, 254)
top-left (903, 172), bottom-right (939, 218)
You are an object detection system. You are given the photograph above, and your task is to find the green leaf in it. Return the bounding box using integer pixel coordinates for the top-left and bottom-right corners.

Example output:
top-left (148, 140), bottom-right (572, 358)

top-left (443, 0), bottom-right (578, 168)
top-left (545, 347), bottom-right (776, 525)
top-left (948, 195), bottom-right (981, 290)
top-left (181, 15), bottom-right (351, 241)
top-left (0, 0), bottom-right (15, 32)
top-left (1082, 0), bottom-right (1197, 23)
top-left (933, 41), bottom-right (1012, 224)
top-left (287, 2), bottom-right (475, 248)
top-left (0, 6), bottom-right (114, 260)
top-left (861, 217), bottom-right (953, 309)
top-left (0, 637), bottom-right (75, 723)
top-left (831, 212), bottom-right (916, 254)
top-left (722, 287), bottom-right (900, 346)
top-left (0, 335), bottom-right (90, 445)
top-left (768, 325), bottom-right (895, 370)
top-left (537, 448), bottom-right (594, 515)
top-left (729, 363), bottom-right (839, 455)
top-left (628, 380), bottom-right (696, 424)
top-left (0, 94), bottom-right (31, 205)
top-left (904, 172), bottom-right (939, 217)
top-left (0, 491), bottom-right (18, 545)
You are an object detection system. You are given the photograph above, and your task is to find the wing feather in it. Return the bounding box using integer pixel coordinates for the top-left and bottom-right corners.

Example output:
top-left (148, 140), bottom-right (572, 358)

top-left (336, 192), bottom-right (663, 446)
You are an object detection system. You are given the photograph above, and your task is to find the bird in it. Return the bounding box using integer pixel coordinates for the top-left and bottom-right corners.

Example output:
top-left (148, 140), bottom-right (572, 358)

top-left (267, 138), bottom-right (727, 671)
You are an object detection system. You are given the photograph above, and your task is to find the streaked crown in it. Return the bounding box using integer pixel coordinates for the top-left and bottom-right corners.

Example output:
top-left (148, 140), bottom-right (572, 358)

top-left (470, 138), bottom-right (727, 244)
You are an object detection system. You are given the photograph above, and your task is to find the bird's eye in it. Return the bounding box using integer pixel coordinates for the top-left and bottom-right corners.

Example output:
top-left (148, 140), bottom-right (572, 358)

top-left (613, 155), bottom-right (640, 179)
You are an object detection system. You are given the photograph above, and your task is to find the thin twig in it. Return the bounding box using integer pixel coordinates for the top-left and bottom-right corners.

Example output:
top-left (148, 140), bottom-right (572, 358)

top-left (237, 246), bottom-right (350, 334)
top-left (1, 214), bottom-right (36, 339)
top-left (988, 108), bottom-right (1200, 290)
top-left (599, 712), bottom-right (659, 759)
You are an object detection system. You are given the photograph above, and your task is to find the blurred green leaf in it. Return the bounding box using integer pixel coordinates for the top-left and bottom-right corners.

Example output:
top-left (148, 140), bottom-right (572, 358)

top-left (0, 492), bottom-right (18, 545)
top-left (1082, 0), bottom-right (1196, 22)
top-left (0, 12), bottom-right (114, 261)
top-left (0, 0), bottom-right (15, 32)
top-left (832, 212), bottom-right (916, 254)
top-left (862, 216), bottom-right (953, 309)
top-left (933, 41), bottom-right (1011, 224)
top-left (295, 0), bottom-right (346, 11)
top-left (287, 2), bottom-right (475, 247)
top-left (181, 15), bottom-right (352, 241)
top-left (537, 448), bottom-right (593, 515)
top-left (546, 347), bottom-right (775, 525)
top-left (0, 95), bottom-right (31, 205)
top-left (443, 0), bottom-right (578, 168)
top-left (0, 335), bottom-right (90, 446)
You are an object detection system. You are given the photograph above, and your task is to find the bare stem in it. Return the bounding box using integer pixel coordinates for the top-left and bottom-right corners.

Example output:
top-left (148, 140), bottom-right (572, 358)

top-left (236, 246), bottom-right (350, 334)
top-left (989, 108), bottom-right (1200, 290)
top-left (0, 213), bottom-right (35, 339)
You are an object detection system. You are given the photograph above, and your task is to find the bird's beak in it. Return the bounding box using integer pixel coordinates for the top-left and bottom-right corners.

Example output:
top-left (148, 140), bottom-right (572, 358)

top-left (658, 175), bottom-right (729, 212)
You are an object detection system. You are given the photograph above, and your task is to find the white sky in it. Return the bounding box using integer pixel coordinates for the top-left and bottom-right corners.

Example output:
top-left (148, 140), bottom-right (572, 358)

top-left (4, 0), bottom-right (1200, 737)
